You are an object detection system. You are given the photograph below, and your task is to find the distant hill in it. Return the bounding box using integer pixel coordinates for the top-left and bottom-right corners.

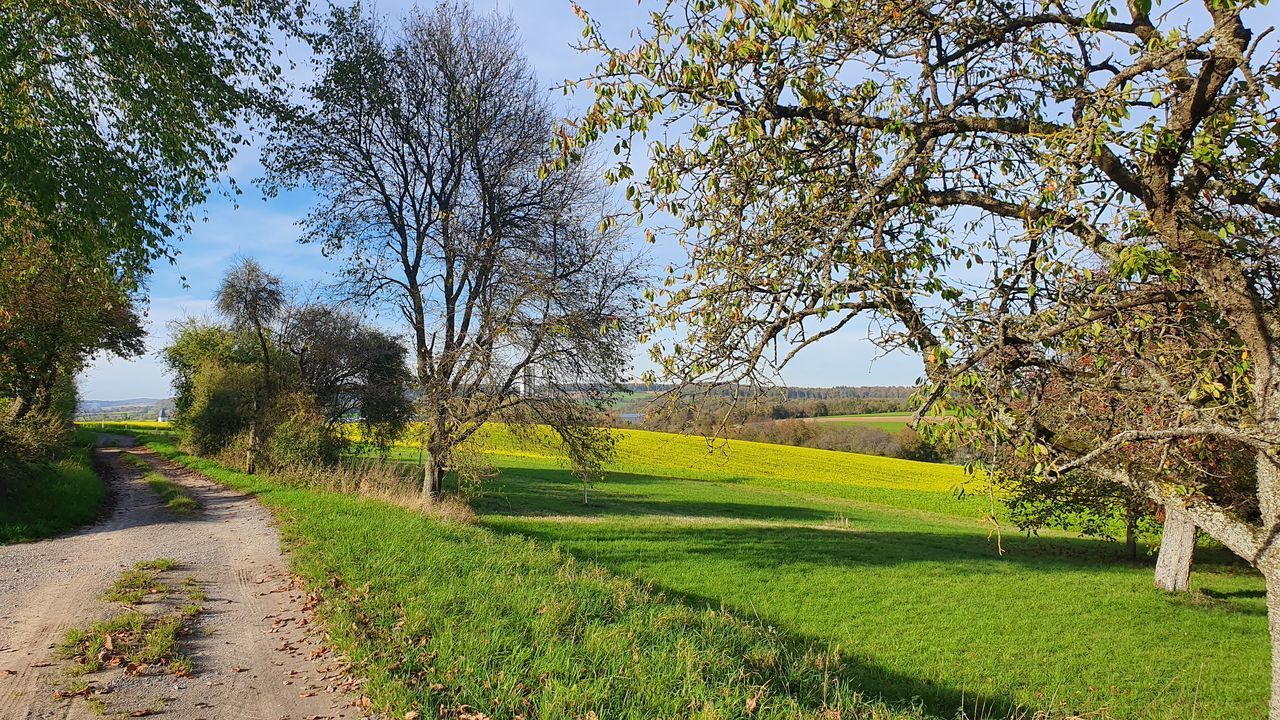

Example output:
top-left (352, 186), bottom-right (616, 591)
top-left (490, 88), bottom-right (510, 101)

top-left (77, 398), bottom-right (174, 421)
top-left (618, 383), bottom-right (913, 401)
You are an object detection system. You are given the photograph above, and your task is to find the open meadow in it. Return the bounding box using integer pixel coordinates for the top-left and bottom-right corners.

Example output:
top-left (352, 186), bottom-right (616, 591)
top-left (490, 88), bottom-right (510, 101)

top-left (84, 421), bottom-right (1270, 719)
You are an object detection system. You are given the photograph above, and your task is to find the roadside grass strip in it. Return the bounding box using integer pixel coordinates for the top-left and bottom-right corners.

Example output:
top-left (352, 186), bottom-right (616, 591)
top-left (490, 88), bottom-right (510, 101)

top-left (119, 452), bottom-right (198, 515)
top-left (0, 442), bottom-right (104, 544)
top-left (60, 559), bottom-right (201, 685)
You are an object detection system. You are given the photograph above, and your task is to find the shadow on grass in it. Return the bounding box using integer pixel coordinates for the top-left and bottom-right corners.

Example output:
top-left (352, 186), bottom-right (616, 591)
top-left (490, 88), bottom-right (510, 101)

top-left (486, 518), bottom-right (1038, 718)
top-left (469, 464), bottom-right (972, 524)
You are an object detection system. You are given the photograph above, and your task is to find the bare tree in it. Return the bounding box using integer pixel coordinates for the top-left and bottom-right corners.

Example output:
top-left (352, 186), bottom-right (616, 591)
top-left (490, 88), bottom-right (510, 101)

top-left (215, 257), bottom-right (284, 474)
top-left (265, 2), bottom-right (641, 498)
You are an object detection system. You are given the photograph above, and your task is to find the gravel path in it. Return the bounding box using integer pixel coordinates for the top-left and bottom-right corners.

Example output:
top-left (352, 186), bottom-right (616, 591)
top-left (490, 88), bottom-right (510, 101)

top-left (0, 436), bottom-right (369, 719)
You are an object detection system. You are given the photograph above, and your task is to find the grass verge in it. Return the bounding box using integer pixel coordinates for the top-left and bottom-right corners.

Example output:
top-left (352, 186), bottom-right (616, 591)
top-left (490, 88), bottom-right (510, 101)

top-left (0, 443), bottom-right (104, 544)
top-left (119, 452), bottom-right (198, 515)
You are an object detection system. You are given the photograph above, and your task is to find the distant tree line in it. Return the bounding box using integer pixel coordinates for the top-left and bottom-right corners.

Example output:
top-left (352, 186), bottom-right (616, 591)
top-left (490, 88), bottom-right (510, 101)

top-left (730, 421), bottom-right (946, 464)
top-left (618, 388), bottom-right (946, 463)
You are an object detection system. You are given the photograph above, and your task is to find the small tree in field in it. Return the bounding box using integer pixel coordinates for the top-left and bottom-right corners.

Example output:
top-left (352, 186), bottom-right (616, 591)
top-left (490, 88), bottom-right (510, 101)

top-left (565, 0), bottom-right (1280, 712)
top-left (215, 258), bottom-right (285, 474)
top-left (265, 2), bottom-right (642, 499)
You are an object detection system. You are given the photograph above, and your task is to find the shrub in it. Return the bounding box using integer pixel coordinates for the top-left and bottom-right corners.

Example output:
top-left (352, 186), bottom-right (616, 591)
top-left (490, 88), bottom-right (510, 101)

top-left (265, 393), bottom-right (344, 468)
top-left (181, 361), bottom-right (254, 454)
top-left (0, 406), bottom-right (74, 481)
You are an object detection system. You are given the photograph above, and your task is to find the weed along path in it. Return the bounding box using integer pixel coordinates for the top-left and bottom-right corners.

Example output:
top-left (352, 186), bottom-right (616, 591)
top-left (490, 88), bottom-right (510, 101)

top-left (0, 435), bottom-right (369, 720)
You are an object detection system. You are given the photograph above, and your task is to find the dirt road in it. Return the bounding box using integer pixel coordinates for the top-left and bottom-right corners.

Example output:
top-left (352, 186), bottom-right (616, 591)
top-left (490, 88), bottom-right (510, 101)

top-left (0, 436), bottom-right (367, 719)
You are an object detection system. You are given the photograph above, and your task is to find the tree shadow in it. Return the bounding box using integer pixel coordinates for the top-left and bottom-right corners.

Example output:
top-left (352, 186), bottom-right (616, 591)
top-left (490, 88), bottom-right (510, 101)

top-left (488, 519), bottom-right (1059, 718)
top-left (471, 466), bottom-right (848, 522)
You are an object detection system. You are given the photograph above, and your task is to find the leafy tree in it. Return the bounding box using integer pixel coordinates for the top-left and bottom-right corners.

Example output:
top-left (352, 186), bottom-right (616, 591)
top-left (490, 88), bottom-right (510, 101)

top-left (162, 321), bottom-right (247, 422)
top-left (279, 303), bottom-right (414, 448)
top-left (166, 265), bottom-right (413, 464)
top-left (0, 0), bottom-right (303, 285)
top-left (0, 236), bottom-right (144, 420)
top-left (265, 2), bottom-right (643, 498)
top-left (215, 258), bottom-right (285, 474)
top-left (184, 358), bottom-right (258, 456)
top-left (565, 0), bottom-right (1280, 711)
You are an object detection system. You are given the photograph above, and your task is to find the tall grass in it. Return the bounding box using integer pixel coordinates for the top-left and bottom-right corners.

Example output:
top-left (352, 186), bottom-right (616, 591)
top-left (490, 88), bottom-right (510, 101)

top-left (0, 441), bottom-right (104, 544)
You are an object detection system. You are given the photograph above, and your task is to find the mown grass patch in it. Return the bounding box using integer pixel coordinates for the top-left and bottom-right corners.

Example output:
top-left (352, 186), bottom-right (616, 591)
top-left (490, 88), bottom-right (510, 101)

top-left (376, 433), bottom-right (1265, 719)
top-left (0, 443), bottom-right (104, 544)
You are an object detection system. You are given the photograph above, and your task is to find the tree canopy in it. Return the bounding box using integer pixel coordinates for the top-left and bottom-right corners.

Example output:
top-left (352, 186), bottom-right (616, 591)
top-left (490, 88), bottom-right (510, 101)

top-left (0, 0), bottom-right (303, 285)
top-left (265, 2), bottom-right (643, 497)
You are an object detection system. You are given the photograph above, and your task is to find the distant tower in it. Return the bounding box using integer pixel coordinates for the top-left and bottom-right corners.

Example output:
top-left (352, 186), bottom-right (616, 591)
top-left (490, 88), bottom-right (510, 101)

top-left (158, 408), bottom-right (168, 423)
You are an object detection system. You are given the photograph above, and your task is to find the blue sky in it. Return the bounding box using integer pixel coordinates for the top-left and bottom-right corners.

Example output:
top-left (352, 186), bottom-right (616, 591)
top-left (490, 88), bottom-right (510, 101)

top-left (79, 0), bottom-right (923, 400)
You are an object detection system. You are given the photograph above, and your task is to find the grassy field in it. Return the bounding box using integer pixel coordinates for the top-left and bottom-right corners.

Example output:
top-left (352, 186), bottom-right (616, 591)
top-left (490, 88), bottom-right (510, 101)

top-left (0, 433), bottom-right (105, 544)
top-left (103, 422), bottom-right (1268, 718)
top-left (805, 413), bottom-right (919, 434)
top-left (133, 430), bottom-right (934, 720)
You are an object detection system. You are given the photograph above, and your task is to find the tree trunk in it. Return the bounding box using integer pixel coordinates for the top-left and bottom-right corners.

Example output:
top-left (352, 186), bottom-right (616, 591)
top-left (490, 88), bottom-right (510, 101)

top-left (6, 395), bottom-right (27, 422)
top-left (1266, 570), bottom-right (1280, 720)
top-left (245, 408), bottom-right (258, 476)
top-left (421, 454), bottom-right (443, 501)
top-left (1154, 503), bottom-right (1196, 592)
top-left (246, 319), bottom-right (270, 477)
top-left (1124, 510), bottom-right (1138, 562)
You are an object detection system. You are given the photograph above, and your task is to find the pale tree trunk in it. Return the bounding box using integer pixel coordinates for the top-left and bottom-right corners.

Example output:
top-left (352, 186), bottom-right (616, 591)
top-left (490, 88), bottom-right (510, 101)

top-left (421, 452), bottom-right (443, 501)
top-left (1265, 570), bottom-right (1280, 720)
top-left (1258, 453), bottom-right (1280, 720)
top-left (6, 395), bottom-right (26, 422)
top-left (245, 394), bottom-right (259, 475)
top-left (1153, 503), bottom-right (1196, 592)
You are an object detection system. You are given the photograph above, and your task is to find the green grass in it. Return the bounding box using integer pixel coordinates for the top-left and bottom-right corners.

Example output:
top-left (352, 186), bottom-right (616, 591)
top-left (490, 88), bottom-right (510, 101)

top-left (387, 428), bottom-right (1267, 719)
top-left (133, 432), bottom-right (941, 720)
top-left (102, 560), bottom-right (177, 604)
top-left (62, 559), bottom-right (197, 680)
top-left (0, 444), bottom-right (105, 544)
top-left (118, 451), bottom-right (198, 515)
top-left (123, 426), bottom-right (1268, 719)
